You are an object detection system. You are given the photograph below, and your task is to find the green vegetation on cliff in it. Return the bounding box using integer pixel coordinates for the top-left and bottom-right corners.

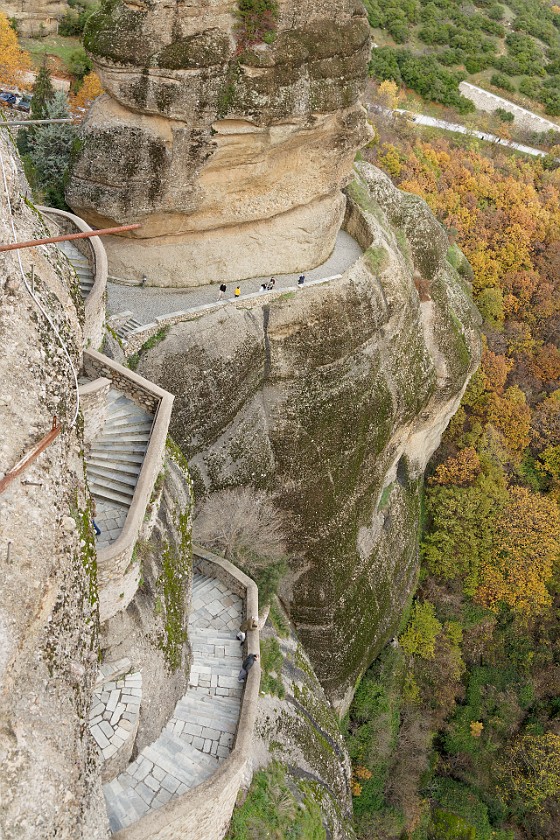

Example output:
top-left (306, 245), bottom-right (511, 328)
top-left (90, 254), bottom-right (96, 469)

top-left (346, 115), bottom-right (560, 840)
top-left (226, 761), bottom-right (326, 840)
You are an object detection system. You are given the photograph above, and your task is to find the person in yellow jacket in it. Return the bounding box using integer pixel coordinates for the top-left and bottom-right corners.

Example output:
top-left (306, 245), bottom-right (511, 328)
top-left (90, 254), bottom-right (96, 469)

top-left (234, 286), bottom-right (241, 297)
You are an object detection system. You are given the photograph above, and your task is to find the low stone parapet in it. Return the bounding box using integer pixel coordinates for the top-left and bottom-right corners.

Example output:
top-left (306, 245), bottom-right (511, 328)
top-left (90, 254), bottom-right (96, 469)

top-left (38, 206), bottom-right (107, 350)
top-left (90, 668), bottom-right (143, 783)
top-left (121, 275), bottom-right (343, 357)
top-left (79, 376), bottom-right (111, 450)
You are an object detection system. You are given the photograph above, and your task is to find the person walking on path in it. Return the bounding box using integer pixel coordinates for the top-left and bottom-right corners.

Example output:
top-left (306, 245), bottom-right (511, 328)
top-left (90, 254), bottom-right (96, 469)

top-left (234, 285), bottom-right (241, 298)
top-left (298, 274), bottom-right (305, 289)
top-left (91, 499), bottom-right (101, 537)
top-left (217, 283), bottom-right (227, 300)
top-left (238, 652), bottom-right (259, 682)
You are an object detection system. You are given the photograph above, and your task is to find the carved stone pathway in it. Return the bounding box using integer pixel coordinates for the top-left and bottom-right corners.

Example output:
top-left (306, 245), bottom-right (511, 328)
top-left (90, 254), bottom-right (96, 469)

top-left (107, 229), bottom-right (363, 330)
top-left (103, 573), bottom-right (243, 833)
top-left (90, 659), bottom-right (142, 763)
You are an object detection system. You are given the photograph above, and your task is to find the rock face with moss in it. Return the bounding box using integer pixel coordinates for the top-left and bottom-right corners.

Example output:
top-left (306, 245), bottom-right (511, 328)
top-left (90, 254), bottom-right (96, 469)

top-left (66, 0), bottom-right (371, 286)
top-left (0, 133), bottom-right (107, 838)
top-left (135, 163), bottom-right (481, 712)
top-left (249, 610), bottom-right (356, 838)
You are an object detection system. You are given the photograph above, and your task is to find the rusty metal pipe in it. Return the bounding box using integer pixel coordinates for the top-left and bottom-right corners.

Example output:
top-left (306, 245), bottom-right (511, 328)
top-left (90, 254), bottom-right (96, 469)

top-left (0, 417), bottom-right (60, 495)
top-left (0, 223), bottom-right (141, 253)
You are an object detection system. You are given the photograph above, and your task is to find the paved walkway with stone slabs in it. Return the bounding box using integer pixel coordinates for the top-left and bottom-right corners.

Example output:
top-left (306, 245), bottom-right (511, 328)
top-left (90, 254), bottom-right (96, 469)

top-left (107, 229), bottom-right (363, 324)
top-left (90, 669), bottom-right (142, 763)
top-left (103, 572), bottom-right (244, 832)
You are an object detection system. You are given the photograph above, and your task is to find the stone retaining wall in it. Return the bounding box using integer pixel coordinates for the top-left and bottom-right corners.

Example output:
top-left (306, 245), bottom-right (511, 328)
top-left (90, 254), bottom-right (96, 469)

top-left (79, 376), bottom-right (111, 450)
top-left (83, 350), bottom-right (174, 623)
top-left (121, 276), bottom-right (343, 357)
top-left (112, 546), bottom-right (260, 840)
top-left (38, 206), bottom-right (107, 350)
top-left (459, 82), bottom-right (560, 134)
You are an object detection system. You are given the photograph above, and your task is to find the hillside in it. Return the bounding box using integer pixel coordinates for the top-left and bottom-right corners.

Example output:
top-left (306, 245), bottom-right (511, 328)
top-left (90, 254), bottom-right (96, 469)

top-left (366, 0), bottom-right (560, 121)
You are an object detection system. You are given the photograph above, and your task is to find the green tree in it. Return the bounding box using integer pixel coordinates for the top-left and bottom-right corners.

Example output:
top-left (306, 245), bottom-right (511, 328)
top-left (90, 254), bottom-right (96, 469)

top-left (31, 62), bottom-right (55, 121)
top-left (400, 601), bottom-right (442, 659)
top-left (28, 92), bottom-right (76, 208)
top-left (500, 734), bottom-right (560, 812)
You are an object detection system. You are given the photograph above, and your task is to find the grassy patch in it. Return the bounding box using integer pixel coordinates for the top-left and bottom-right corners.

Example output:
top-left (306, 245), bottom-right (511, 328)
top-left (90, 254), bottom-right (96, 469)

top-left (128, 326), bottom-right (170, 371)
top-left (260, 636), bottom-right (285, 698)
top-left (268, 597), bottom-right (290, 638)
top-left (226, 761), bottom-right (326, 840)
top-left (365, 244), bottom-right (389, 274)
top-left (156, 504), bottom-right (191, 671)
top-left (20, 34), bottom-right (82, 73)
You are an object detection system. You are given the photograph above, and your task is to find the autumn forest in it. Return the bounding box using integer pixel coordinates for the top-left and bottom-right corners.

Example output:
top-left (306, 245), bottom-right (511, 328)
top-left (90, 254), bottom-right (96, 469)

top-left (345, 114), bottom-right (560, 840)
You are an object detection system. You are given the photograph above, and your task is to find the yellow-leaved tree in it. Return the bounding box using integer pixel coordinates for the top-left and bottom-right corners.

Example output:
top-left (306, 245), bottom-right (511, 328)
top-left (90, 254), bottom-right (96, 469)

top-left (476, 486), bottom-right (560, 617)
top-left (0, 13), bottom-right (31, 89)
top-left (71, 71), bottom-right (104, 112)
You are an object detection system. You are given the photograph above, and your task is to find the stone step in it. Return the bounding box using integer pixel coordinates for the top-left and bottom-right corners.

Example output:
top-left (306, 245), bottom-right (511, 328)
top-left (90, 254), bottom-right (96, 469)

top-left (173, 704), bottom-right (238, 734)
top-left (91, 442), bottom-right (148, 455)
top-left (190, 694), bottom-right (240, 720)
top-left (193, 688), bottom-right (241, 709)
top-left (89, 471), bottom-right (136, 495)
top-left (95, 657), bottom-right (132, 688)
top-left (88, 457), bottom-right (142, 477)
top-left (106, 406), bottom-right (152, 423)
top-left (189, 627), bottom-right (241, 647)
top-left (96, 433), bottom-right (152, 444)
top-left (103, 419), bottom-right (153, 435)
top-left (87, 464), bottom-right (140, 488)
top-left (88, 450), bottom-right (145, 466)
top-left (91, 482), bottom-right (133, 507)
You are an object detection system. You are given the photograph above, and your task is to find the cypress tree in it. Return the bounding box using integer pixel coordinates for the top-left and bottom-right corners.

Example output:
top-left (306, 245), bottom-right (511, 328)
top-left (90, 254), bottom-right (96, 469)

top-left (30, 62), bottom-right (55, 121)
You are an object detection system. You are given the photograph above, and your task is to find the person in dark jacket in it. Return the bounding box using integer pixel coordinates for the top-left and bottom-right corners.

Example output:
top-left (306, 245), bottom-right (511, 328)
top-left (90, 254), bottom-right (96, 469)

top-left (238, 652), bottom-right (259, 682)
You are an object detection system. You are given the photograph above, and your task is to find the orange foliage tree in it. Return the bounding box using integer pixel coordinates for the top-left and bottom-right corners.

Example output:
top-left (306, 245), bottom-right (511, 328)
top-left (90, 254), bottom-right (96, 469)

top-left (0, 13), bottom-right (30, 89)
top-left (476, 486), bottom-right (560, 617)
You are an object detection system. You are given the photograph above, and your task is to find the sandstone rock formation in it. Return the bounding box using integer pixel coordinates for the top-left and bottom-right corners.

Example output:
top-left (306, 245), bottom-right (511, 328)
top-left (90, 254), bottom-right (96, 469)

top-left (0, 0), bottom-right (67, 36)
top-left (0, 133), bottom-right (108, 838)
top-left (134, 163), bottom-right (482, 712)
top-left (66, 0), bottom-right (371, 286)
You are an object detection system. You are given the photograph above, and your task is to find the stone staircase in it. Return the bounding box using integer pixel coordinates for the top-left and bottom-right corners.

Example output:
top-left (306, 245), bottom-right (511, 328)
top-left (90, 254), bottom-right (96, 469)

top-left (116, 315), bottom-right (143, 341)
top-left (86, 388), bottom-right (153, 545)
top-left (103, 572), bottom-right (243, 833)
top-left (88, 389), bottom-right (153, 509)
top-left (57, 239), bottom-right (95, 299)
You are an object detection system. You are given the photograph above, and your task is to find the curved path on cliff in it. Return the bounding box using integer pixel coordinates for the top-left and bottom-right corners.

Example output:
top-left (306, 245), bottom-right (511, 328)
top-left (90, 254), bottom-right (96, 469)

top-left (103, 572), bottom-right (243, 833)
top-left (107, 229), bottom-right (363, 325)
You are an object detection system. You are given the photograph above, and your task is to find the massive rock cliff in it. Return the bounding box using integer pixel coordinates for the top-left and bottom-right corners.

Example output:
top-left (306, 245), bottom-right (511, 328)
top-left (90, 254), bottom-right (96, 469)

top-left (66, 0), bottom-right (371, 286)
top-left (0, 134), bottom-right (108, 838)
top-left (134, 162), bottom-right (482, 712)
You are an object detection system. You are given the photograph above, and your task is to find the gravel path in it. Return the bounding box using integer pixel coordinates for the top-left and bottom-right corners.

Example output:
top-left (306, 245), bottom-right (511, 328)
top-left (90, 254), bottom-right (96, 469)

top-left (107, 230), bottom-right (363, 324)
